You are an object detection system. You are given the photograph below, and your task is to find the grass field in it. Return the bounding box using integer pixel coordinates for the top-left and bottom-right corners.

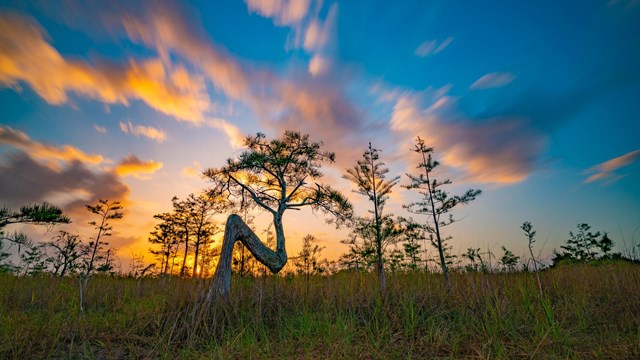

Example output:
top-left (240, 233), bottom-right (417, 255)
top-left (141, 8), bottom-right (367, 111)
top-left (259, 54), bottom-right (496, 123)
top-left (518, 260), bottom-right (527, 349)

top-left (1, 262), bottom-right (639, 359)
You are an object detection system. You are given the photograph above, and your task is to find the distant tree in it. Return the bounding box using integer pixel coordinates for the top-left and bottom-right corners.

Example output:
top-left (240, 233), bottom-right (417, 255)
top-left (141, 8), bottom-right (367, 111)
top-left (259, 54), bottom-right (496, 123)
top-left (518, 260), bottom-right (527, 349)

top-left (294, 234), bottom-right (325, 288)
top-left (344, 142), bottom-right (399, 294)
top-left (186, 192), bottom-right (226, 277)
top-left (387, 248), bottom-right (405, 272)
top-left (0, 202), bottom-right (70, 274)
top-left (521, 221), bottom-right (543, 296)
top-left (148, 213), bottom-right (179, 276)
top-left (20, 238), bottom-right (47, 276)
top-left (170, 196), bottom-right (195, 277)
top-left (79, 200), bottom-right (123, 311)
top-left (204, 131), bottom-right (352, 299)
top-left (499, 246), bottom-right (520, 272)
top-left (401, 219), bottom-right (425, 272)
top-left (463, 247), bottom-right (488, 273)
top-left (560, 223), bottom-right (601, 262)
top-left (46, 230), bottom-right (82, 277)
top-left (404, 137), bottom-right (481, 293)
top-left (598, 232), bottom-right (615, 258)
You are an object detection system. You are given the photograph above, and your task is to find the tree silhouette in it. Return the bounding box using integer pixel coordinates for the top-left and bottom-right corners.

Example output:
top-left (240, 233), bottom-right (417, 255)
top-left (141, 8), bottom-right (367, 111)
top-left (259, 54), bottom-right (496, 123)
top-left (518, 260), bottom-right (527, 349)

top-left (521, 221), bottom-right (543, 296)
top-left (46, 230), bottom-right (82, 277)
top-left (204, 131), bottom-right (352, 298)
top-left (560, 223), bottom-right (601, 262)
top-left (343, 142), bottom-right (399, 294)
top-left (404, 137), bottom-right (481, 293)
top-left (79, 199), bottom-right (123, 311)
top-left (0, 203), bottom-right (70, 274)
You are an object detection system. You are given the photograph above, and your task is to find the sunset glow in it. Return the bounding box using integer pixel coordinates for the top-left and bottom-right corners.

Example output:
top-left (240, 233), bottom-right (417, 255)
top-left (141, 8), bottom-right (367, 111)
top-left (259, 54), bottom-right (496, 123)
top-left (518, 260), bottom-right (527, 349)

top-left (1, 0), bottom-right (639, 270)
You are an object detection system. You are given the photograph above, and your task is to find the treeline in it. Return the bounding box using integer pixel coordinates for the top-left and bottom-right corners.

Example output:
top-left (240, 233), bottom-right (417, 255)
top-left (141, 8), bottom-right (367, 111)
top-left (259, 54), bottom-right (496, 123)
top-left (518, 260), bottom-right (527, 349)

top-left (2, 131), bottom-right (639, 286)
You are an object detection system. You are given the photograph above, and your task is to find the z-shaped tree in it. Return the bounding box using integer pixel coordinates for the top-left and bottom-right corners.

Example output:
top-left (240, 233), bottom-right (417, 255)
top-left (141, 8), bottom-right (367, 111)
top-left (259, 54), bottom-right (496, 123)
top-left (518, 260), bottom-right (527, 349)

top-left (204, 131), bottom-right (352, 299)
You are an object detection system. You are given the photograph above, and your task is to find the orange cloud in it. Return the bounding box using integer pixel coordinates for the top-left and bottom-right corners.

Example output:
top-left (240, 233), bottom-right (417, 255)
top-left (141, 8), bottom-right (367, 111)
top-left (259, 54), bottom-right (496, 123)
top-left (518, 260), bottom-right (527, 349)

top-left (115, 155), bottom-right (163, 178)
top-left (389, 92), bottom-right (545, 185)
top-left (245, 0), bottom-right (311, 26)
top-left (584, 149), bottom-right (640, 184)
top-left (0, 12), bottom-right (210, 123)
top-left (119, 121), bottom-right (167, 142)
top-left (0, 126), bottom-right (105, 165)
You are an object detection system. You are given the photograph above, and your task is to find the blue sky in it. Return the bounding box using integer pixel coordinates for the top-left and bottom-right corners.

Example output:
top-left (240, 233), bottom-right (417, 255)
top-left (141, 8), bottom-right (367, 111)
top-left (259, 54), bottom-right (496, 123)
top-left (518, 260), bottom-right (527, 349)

top-left (1, 0), bottom-right (639, 265)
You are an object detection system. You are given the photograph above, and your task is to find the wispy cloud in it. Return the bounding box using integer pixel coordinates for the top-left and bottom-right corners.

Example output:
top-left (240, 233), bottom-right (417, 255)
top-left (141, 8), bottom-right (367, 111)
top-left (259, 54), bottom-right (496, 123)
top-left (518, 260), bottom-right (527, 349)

top-left (93, 124), bottom-right (108, 134)
top-left (0, 153), bottom-right (130, 215)
top-left (414, 37), bottom-right (454, 57)
top-left (0, 12), bottom-right (210, 123)
top-left (470, 72), bottom-right (515, 90)
top-left (114, 155), bottom-right (163, 179)
top-left (584, 149), bottom-right (640, 184)
top-left (245, 0), bottom-right (311, 26)
top-left (182, 160), bottom-right (202, 178)
top-left (0, 126), bottom-right (105, 165)
top-left (386, 90), bottom-right (545, 185)
top-left (119, 121), bottom-right (167, 143)
top-left (245, 0), bottom-right (337, 76)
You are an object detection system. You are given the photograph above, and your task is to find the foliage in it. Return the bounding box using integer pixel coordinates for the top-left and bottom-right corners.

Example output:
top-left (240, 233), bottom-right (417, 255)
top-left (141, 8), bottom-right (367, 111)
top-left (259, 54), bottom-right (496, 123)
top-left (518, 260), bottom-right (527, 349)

top-left (404, 136), bottom-right (481, 292)
top-left (555, 223), bottom-right (616, 264)
top-left (499, 246), bottom-right (520, 272)
top-left (343, 142), bottom-right (399, 292)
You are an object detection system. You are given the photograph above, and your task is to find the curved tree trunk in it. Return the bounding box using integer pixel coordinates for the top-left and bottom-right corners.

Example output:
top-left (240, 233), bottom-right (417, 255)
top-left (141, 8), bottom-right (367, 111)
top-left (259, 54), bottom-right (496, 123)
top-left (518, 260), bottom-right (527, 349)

top-left (207, 214), bottom-right (287, 301)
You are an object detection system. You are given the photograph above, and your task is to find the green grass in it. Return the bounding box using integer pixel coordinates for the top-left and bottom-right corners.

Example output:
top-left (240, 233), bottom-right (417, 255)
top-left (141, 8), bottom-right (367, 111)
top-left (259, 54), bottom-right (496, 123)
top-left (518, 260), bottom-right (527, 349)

top-left (1, 262), bottom-right (639, 359)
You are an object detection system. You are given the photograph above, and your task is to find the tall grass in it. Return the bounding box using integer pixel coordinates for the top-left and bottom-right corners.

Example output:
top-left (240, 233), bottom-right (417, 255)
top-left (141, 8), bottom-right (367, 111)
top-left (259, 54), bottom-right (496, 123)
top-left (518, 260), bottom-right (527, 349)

top-left (1, 262), bottom-right (639, 359)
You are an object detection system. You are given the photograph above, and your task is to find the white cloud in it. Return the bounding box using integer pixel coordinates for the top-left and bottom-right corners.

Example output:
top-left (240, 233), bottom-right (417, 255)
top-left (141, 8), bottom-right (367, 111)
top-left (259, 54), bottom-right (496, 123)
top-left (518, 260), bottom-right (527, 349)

top-left (415, 37), bottom-right (454, 57)
top-left (93, 124), bottom-right (107, 134)
top-left (470, 72), bottom-right (515, 90)
top-left (119, 121), bottom-right (167, 143)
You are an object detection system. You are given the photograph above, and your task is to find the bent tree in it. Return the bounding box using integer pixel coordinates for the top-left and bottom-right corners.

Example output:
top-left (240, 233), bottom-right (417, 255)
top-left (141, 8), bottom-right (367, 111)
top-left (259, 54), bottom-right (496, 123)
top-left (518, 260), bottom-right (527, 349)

top-left (204, 131), bottom-right (352, 299)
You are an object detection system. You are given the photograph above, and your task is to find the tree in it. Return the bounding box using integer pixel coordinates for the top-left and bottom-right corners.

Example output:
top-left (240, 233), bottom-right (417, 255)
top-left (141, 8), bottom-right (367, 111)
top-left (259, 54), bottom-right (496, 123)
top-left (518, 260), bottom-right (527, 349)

top-left (404, 137), bottom-right (481, 293)
top-left (343, 142), bottom-right (399, 294)
top-left (185, 192), bottom-right (225, 277)
top-left (401, 219), bottom-right (426, 272)
top-left (598, 232), bottom-right (615, 258)
top-left (0, 203), bottom-right (70, 230)
top-left (521, 221), bottom-right (543, 296)
top-left (294, 234), bottom-right (325, 289)
top-left (79, 199), bottom-right (123, 311)
top-left (148, 213), bottom-right (179, 276)
top-left (0, 203), bottom-right (70, 274)
top-left (46, 230), bottom-right (82, 277)
top-left (204, 131), bottom-right (352, 298)
top-left (499, 246), bottom-right (520, 272)
top-left (20, 238), bottom-right (47, 276)
top-left (560, 223), bottom-right (601, 262)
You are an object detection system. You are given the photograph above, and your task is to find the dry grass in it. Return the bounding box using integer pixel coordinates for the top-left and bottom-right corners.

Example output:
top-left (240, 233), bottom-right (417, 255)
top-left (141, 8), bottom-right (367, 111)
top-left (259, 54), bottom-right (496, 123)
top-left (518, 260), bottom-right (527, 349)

top-left (1, 262), bottom-right (639, 359)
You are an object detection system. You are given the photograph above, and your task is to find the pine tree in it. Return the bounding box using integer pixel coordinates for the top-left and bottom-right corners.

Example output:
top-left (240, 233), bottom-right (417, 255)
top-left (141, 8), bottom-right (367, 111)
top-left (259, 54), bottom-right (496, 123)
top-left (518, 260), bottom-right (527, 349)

top-left (404, 137), bottom-right (481, 292)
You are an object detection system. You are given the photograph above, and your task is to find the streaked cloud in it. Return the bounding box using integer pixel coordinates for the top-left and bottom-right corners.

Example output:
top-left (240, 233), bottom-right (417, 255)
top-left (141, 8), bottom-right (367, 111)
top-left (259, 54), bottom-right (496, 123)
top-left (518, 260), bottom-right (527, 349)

top-left (470, 72), bottom-right (515, 90)
top-left (119, 121), bottom-right (167, 143)
top-left (245, 0), bottom-right (311, 26)
top-left (584, 149), bottom-right (640, 184)
top-left (182, 160), bottom-right (202, 178)
top-left (114, 155), bottom-right (163, 179)
top-left (388, 91), bottom-right (545, 185)
top-left (414, 36), bottom-right (453, 57)
top-left (93, 124), bottom-right (108, 134)
top-left (0, 126), bottom-right (105, 165)
top-left (203, 118), bottom-right (245, 149)
top-left (0, 152), bottom-right (129, 215)
top-left (0, 12), bottom-right (210, 123)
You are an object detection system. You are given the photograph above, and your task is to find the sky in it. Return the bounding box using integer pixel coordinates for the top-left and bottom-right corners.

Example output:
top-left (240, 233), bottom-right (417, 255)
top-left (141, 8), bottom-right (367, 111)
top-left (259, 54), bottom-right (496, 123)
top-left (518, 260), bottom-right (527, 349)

top-left (1, 0), bottom-right (639, 269)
